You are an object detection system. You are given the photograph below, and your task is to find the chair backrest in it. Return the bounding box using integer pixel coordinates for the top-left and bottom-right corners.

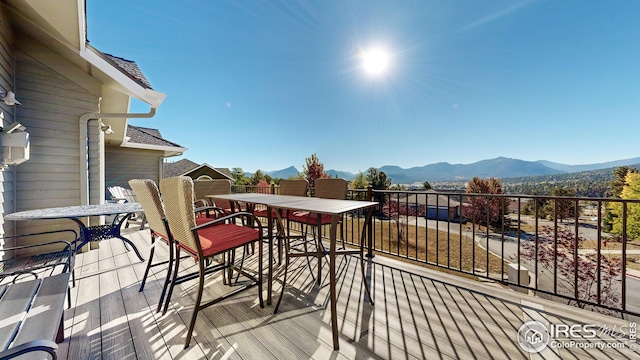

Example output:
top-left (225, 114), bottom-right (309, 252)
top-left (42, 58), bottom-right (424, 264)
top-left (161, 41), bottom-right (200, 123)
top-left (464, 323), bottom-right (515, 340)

top-left (107, 185), bottom-right (138, 203)
top-left (194, 179), bottom-right (232, 209)
top-left (160, 177), bottom-right (199, 252)
top-left (128, 179), bottom-right (168, 238)
top-left (193, 179), bottom-right (218, 205)
top-left (314, 178), bottom-right (347, 200)
top-left (279, 179), bottom-right (308, 197)
top-left (193, 179), bottom-right (231, 204)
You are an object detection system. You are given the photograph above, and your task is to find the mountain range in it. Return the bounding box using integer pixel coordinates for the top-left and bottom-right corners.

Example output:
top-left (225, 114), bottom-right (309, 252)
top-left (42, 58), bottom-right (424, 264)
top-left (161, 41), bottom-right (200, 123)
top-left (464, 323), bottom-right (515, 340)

top-left (260, 157), bottom-right (640, 184)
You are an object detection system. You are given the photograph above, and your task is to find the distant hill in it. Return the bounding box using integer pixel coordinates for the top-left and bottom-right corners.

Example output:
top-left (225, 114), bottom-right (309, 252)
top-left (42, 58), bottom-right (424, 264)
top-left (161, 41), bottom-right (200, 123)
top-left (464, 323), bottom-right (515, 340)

top-left (500, 163), bottom-right (640, 197)
top-left (247, 156), bottom-right (640, 183)
top-left (379, 157), bottom-right (564, 183)
top-left (326, 169), bottom-right (357, 180)
top-left (536, 157), bottom-right (640, 173)
top-left (265, 166), bottom-right (299, 179)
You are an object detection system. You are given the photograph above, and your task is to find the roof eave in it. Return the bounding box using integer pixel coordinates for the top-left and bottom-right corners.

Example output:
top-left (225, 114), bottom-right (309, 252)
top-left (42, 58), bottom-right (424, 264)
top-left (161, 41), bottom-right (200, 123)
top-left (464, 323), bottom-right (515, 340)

top-left (81, 45), bottom-right (167, 108)
top-left (184, 164), bottom-right (234, 180)
top-left (120, 142), bottom-right (187, 158)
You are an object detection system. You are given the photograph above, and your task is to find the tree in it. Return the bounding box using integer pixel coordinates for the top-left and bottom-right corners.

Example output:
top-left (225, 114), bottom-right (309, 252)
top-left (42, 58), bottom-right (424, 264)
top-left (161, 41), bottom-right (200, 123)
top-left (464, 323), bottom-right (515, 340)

top-left (366, 167), bottom-right (391, 190)
top-left (462, 177), bottom-right (507, 229)
top-left (250, 170), bottom-right (266, 185)
top-left (366, 167), bottom-right (391, 214)
top-left (350, 172), bottom-right (368, 200)
top-left (608, 166), bottom-right (638, 198)
top-left (385, 198), bottom-right (408, 243)
top-left (520, 226), bottom-right (622, 313)
top-left (521, 191), bottom-right (547, 216)
top-left (352, 172), bottom-right (368, 189)
top-left (609, 172), bottom-right (640, 240)
top-left (256, 179), bottom-right (271, 194)
top-left (539, 187), bottom-right (577, 222)
top-left (303, 153), bottom-right (329, 188)
top-left (423, 181), bottom-right (432, 190)
top-left (288, 172), bottom-right (305, 181)
top-left (604, 166), bottom-right (638, 231)
top-left (231, 167), bottom-right (250, 186)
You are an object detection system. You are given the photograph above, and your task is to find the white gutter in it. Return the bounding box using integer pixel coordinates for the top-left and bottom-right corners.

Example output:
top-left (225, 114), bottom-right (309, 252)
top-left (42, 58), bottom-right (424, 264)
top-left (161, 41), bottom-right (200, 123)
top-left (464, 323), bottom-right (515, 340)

top-left (79, 107), bottom-right (157, 205)
top-left (120, 142), bottom-right (187, 157)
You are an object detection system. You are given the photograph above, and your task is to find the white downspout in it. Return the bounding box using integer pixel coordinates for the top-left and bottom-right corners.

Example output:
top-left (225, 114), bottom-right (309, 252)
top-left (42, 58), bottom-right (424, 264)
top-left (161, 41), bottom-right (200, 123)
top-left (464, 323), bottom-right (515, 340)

top-left (78, 107), bottom-right (157, 205)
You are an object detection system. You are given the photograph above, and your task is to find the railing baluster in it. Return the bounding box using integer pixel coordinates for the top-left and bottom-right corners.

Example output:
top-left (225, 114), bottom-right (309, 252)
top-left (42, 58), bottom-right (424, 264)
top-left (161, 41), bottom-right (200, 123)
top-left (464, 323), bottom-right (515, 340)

top-left (553, 199), bottom-right (558, 296)
top-left (516, 197), bottom-right (521, 285)
top-left (534, 197), bottom-right (539, 292)
top-left (622, 202), bottom-right (627, 312)
top-left (447, 195), bottom-right (451, 270)
top-left (471, 195), bottom-right (475, 275)
top-left (573, 201), bottom-right (589, 300)
top-left (597, 200), bottom-right (602, 306)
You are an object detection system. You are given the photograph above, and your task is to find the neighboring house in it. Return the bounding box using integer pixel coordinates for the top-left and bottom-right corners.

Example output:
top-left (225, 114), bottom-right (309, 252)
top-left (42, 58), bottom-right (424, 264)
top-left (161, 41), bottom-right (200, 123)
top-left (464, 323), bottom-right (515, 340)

top-left (164, 159), bottom-right (234, 181)
top-left (0, 1), bottom-right (169, 241)
top-left (384, 190), bottom-right (462, 221)
top-left (105, 125), bottom-right (185, 190)
top-left (508, 198), bottom-right (529, 214)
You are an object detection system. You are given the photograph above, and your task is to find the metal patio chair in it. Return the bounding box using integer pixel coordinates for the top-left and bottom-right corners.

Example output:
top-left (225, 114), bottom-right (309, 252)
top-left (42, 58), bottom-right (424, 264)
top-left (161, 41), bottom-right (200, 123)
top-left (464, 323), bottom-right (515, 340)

top-left (253, 179), bottom-right (309, 263)
top-left (159, 176), bottom-right (264, 348)
top-left (287, 178), bottom-right (348, 250)
top-left (129, 179), bottom-right (227, 313)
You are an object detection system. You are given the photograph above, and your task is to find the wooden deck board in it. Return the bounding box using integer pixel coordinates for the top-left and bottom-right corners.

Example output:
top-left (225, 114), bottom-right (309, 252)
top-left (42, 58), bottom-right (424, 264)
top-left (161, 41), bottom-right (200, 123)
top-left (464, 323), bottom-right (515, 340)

top-left (99, 237), bottom-right (136, 359)
top-left (67, 245), bottom-right (102, 360)
top-left (112, 240), bottom-right (170, 360)
top-left (54, 227), bottom-right (638, 360)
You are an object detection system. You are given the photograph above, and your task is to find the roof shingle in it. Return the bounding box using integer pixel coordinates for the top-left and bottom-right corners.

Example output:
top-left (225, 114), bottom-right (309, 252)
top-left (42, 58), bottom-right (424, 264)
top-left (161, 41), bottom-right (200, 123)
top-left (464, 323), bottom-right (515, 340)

top-left (163, 159), bottom-right (200, 177)
top-left (163, 159), bottom-right (233, 180)
top-left (102, 53), bottom-right (153, 89)
top-left (126, 125), bottom-right (184, 148)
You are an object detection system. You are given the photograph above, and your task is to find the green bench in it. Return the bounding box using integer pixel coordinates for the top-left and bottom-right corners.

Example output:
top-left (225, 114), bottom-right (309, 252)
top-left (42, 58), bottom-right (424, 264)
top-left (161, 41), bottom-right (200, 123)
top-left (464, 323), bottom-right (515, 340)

top-left (0, 272), bottom-right (70, 360)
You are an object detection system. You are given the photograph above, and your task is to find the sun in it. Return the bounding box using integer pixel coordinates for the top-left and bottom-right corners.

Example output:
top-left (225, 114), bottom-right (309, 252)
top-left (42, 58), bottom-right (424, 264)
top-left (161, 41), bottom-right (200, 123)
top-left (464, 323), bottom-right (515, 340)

top-left (361, 47), bottom-right (390, 76)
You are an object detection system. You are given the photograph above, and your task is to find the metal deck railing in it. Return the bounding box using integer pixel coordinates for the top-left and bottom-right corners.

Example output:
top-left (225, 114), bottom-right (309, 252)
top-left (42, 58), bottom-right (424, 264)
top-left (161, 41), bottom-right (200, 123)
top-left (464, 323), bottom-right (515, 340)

top-left (233, 184), bottom-right (640, 317)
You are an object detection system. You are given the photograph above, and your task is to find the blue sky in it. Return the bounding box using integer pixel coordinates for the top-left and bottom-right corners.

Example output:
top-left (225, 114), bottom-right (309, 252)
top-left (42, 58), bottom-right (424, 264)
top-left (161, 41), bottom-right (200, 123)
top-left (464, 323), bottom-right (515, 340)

top-left (87, 1), bottom-right (640, 174)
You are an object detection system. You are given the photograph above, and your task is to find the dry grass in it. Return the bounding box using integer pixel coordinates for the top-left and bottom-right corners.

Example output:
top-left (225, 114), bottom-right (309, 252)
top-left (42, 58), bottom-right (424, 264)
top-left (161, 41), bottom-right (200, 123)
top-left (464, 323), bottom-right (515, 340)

top-left (341, 218), bottom-right (507, 279)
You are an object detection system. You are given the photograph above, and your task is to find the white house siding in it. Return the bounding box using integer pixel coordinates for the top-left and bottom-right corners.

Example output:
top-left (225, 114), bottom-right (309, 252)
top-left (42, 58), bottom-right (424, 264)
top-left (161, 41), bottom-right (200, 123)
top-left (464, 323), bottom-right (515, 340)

top-left (106, 146), bottom-right (163, 190)
top-left (7, 33), bottom-right (101, 243)
top-left (0, 6), bottom-right (16, 247)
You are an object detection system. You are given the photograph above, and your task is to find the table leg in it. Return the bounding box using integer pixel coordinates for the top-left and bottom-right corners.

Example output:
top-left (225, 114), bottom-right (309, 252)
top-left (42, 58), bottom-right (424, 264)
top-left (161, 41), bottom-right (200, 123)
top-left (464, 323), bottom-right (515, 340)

top-left (329, 214), bottom-right (339, 350)
top-left (71, 219), bottom-right (90, 253)
top-left (267, 206), bottom-right (273, 305)
top-left (360, 208), bottom-right (374, 304)
top-left (112, 214), bottom-right (145, 261)
top-left (366, 206), bottom-right (375, 258)
top-left (71, 215), bottom-right (145, 262)
top-left (316, 214), bottom-right (323, 284)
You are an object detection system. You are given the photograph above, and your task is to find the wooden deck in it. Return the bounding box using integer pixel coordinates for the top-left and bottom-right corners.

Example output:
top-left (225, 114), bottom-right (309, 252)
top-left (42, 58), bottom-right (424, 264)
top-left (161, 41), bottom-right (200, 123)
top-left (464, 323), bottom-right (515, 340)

top-left (53, 226), bottom-right (638, 359)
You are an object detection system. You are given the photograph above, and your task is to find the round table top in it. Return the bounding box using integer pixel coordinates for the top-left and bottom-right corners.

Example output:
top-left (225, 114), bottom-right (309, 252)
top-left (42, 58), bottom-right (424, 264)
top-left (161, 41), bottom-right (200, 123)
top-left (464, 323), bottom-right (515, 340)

top-left (5, 202), bottom-right (143, 220)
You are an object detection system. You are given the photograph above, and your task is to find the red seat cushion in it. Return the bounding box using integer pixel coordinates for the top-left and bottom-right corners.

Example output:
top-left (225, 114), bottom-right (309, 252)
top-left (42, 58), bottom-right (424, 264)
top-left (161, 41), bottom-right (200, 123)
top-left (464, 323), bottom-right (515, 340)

top-left (196, 209), bottom-right (229, 219)
top-left (253, 208), bottom-right (285, 218)
top-left (158, 217), bottom-right (221, 247)
top-left (195, 217), bottom-right (212, 225)
top-left (288, 211), bottom-right (335, 225)
top-left (179, 224), bottom-right (259, 258)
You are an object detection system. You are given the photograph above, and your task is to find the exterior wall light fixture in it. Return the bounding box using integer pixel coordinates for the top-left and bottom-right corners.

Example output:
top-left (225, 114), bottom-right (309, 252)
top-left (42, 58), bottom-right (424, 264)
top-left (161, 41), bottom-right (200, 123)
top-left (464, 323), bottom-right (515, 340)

top-left (0, 90), bottom-right (21, 106)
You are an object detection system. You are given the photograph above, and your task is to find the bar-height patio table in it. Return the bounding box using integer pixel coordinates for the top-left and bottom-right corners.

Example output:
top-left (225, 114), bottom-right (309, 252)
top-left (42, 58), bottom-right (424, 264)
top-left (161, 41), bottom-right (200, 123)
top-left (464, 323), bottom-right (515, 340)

top-left (209, 192), bottom-right (377, 350)
top-left (5, 203), bottom-right (145, 261)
